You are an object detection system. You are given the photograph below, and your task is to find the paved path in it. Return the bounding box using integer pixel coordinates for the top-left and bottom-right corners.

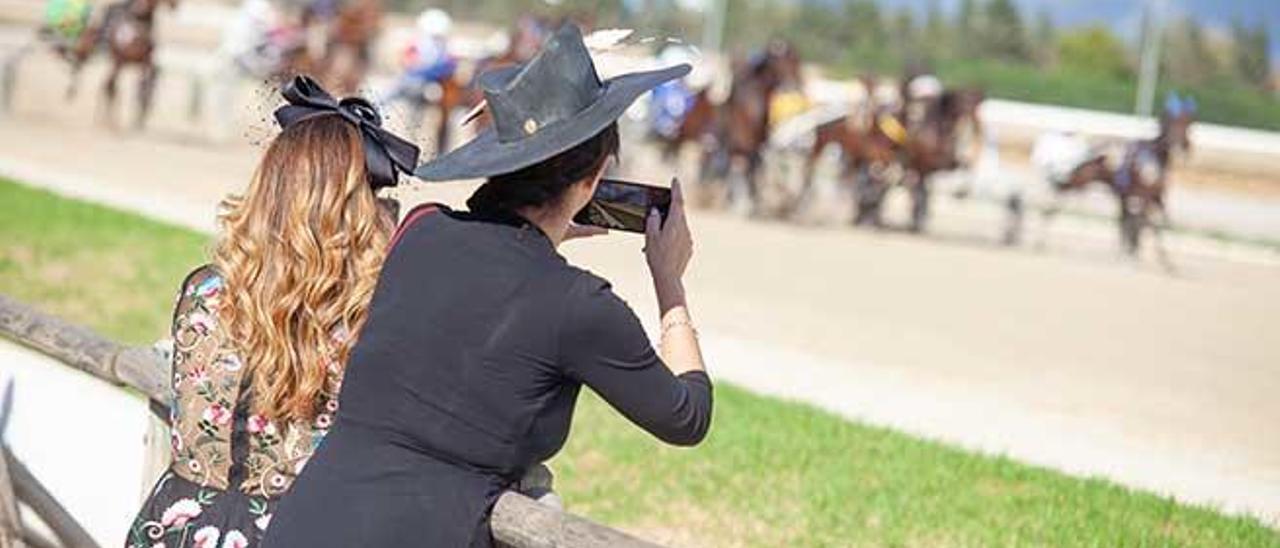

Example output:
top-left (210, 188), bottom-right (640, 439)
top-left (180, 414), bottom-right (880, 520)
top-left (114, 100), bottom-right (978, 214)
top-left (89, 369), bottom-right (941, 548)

top-left (2, 55), bottom-right (1279, 530)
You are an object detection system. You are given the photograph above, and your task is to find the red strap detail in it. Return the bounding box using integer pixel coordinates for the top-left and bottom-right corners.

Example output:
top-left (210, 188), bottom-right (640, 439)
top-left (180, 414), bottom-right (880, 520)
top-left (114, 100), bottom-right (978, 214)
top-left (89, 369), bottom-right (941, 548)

top-left (389, 203), bottom-right (440, 251)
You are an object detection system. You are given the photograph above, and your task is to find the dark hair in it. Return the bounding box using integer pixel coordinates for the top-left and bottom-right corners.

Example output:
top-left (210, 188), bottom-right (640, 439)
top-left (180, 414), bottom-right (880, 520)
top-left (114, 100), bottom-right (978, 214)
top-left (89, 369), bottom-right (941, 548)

top-left (467, 124), bottom-right (620, 213)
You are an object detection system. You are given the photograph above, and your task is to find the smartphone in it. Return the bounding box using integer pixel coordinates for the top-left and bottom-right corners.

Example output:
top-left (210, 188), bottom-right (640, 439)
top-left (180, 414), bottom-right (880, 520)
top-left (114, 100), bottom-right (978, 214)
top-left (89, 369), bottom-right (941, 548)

top-left (573, 178), bottom-right (672, 233)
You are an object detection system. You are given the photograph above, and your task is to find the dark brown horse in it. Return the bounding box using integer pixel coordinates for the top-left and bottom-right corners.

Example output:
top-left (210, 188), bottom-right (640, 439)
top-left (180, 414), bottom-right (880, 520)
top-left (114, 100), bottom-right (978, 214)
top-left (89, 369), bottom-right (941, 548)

top-left (313, 0), bottom-right (382, 95)
top-left (654, 88), bottom-right (716, 161)
top-left (1009, 96), bottom-right (1193, 264)
top-left (67, 0), bottom-right (175, 129)
top-left (792, 101), bottom-right (900, 222)
top-left (700, 39), bottom-right (803, 215)
top-left (893, 88), bottom-right (984, 232)
top-left (1114, 98), bottom-right (1195, 262)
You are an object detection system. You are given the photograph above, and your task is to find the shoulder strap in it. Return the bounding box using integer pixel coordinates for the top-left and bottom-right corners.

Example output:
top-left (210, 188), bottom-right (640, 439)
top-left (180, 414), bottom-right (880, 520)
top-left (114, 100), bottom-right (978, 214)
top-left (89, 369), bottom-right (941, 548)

top-left (389, 203), bottom-right (441, 251)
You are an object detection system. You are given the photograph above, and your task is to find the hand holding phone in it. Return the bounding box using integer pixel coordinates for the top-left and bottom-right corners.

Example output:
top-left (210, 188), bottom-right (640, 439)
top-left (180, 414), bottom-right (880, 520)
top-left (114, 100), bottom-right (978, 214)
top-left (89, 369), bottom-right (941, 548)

top-left (573, 178), bottom-right (673, 234)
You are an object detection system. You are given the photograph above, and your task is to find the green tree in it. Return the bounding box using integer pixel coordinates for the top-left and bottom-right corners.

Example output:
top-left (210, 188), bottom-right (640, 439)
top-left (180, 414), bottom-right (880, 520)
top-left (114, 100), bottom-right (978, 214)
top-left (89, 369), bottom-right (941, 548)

top-left (1057, 25), bottom-right (1131, 79)
top-left (981, 0), bottom-right (1030, 61)
top-left (1162, 17), bottom-right (1219, 86)
top-left (890, 7), bottom-right (917, 65)
top-left (922, 0), bottom-right (949, 61)
top-left (955, 0), bottom-right (978, 57)
top-left (1230, 20), bottom-right (1272, 90)
top-left (1030, 8), bottom-right (1055, 64)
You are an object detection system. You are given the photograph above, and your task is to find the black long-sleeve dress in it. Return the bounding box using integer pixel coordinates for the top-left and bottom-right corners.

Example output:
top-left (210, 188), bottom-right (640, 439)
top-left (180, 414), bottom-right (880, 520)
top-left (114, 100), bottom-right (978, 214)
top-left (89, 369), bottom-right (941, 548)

top-left (260, 206), bottom-right (714, 547)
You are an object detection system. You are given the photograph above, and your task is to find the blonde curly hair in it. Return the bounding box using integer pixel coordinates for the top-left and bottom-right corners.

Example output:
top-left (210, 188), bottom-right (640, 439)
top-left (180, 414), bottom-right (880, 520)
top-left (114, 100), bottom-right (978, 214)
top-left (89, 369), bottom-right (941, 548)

top-left (213, 115), bottom-right (396, 423)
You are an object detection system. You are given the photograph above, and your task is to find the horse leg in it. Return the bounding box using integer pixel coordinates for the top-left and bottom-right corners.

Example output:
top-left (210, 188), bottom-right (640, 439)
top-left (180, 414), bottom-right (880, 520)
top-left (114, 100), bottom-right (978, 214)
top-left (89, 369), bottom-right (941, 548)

top-left (908, 173), bottom-right (931, 233)
top-left (1151, 203), bottom-right (1175, 271)
top-left (100, 60), bottom-right (121, 129)
top-left (1035, 192), bottom-right (1062, 251)
top-left (1119, 196), bottom-right (1142, 257)
top-left (1001, 191), bottom-right (1024, 246)
top-left (135, 61), bottom-right (159, 130)
top-left (853, 166), bottom-right (883, 227)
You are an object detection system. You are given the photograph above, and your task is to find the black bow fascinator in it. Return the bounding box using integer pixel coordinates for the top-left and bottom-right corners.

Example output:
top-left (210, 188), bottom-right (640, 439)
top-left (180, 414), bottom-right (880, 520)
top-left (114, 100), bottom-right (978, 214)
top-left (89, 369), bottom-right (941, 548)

top-left (274, 75), bottom-right (420, 190)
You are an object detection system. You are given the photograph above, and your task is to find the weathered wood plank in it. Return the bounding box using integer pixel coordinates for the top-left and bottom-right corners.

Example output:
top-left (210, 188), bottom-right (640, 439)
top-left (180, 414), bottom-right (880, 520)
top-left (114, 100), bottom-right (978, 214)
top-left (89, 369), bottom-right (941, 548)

top-left (491, 492), bottom-right (662, 548)
top-left (4, 448), bottom-right (98, 548)
top-left (0, 294), bottom-right (169, 404)
top-left (0, 444), bottom-right (25, 548)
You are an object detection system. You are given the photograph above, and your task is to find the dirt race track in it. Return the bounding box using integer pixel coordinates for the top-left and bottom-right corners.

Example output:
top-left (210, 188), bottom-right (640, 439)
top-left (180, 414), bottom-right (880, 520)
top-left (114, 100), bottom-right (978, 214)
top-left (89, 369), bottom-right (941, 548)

top-left (2, 23), bottom-right (1279, 526)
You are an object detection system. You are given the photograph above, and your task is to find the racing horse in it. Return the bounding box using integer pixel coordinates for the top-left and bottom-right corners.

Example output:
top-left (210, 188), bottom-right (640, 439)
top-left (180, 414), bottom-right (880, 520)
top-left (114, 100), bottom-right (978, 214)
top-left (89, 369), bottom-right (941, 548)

top-left (790, 76), bottom-right (900, 222)
top-left (1007, 93), bottom-right (1194, 264)
top-left (893, 87), bottom-right (985, 232)
top-left (66, 0), bottom-right (176, 129)
top-left (700, 39), bottom-right (802, 215)
top-left (1114, 93), bottom-right (1195, 263)
top-left (313, 0), bottom-right (382, 95)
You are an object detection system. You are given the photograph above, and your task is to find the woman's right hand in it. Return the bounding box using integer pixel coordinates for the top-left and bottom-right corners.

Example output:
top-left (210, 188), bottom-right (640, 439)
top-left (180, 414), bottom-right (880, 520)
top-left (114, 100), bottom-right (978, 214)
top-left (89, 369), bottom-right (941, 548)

top-left (645, 178), bottom-right (693, 312)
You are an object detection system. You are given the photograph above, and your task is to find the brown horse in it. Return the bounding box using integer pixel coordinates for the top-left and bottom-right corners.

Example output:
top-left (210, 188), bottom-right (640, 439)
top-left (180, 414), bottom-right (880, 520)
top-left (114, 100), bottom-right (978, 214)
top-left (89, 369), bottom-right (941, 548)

top-left (67, 0), bottom-right (175, 129)
top-left (653, 88), bottom-right (716, 162)
top-left (1009, 97), bottom-right (1193, 264)
top-left (700, 39), bottom-right (803, 215)
top-left (1115, 99), bottom-right (1195, 262)
top-left (788, 75), bottom-right (901, 221)
top-left (313, 0), bottom-right (382, 95)
top-left (893, 88), bottom-right (984, 232)
top-left (1007, 151), bottom-right (1113, 247)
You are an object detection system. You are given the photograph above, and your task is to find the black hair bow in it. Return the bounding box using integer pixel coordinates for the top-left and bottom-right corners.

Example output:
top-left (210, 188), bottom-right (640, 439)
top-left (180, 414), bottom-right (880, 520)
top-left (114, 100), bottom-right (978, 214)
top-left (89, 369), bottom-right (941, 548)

top-left (273, 75), bottom-right (420, 190)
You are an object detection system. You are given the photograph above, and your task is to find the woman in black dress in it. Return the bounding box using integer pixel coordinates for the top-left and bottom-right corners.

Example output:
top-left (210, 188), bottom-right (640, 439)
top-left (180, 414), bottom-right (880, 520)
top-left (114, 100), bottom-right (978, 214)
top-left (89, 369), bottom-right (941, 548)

top-left (261, 24), bottom-right (713, 547)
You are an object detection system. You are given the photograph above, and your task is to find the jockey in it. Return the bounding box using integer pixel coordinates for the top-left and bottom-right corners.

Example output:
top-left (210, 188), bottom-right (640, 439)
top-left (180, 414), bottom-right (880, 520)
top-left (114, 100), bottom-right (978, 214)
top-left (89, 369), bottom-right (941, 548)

top-left (403, 9), bottom-right (457, 83)
top-left (40, 0), bottom-right (91, 43)
top-left (649, 44), bottom-right (697, 139)
top-left (381, 9), bottom-right (456, 105)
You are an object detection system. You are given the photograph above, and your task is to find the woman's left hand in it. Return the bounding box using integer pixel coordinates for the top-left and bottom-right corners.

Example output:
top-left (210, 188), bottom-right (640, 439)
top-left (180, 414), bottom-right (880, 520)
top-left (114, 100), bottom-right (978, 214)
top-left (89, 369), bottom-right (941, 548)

top-left (564, 223), bottom-right (608, 242)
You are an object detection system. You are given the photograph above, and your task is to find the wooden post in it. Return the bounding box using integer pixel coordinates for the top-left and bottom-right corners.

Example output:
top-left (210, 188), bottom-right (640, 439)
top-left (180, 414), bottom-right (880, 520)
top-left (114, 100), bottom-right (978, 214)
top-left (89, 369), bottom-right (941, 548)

top-left (0, 443), bottom-right (25, 548)
top-left (490, 492), bottom-right (662, 548)
top-left (5, 448), bottom-right (98, 548)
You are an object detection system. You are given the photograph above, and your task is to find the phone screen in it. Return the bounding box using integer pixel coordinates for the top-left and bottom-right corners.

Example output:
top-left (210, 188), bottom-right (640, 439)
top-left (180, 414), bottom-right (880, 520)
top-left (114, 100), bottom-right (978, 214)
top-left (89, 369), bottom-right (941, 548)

top-left (573, 178), bottom-right (672, 233)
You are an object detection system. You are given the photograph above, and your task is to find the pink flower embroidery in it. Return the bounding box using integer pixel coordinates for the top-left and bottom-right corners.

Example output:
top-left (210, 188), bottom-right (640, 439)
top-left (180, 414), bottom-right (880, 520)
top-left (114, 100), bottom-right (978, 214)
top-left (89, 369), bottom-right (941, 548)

top-left (160, 498), bottom-right (201, 528)
top-left (324, 398), bottom-right (339, 413)
top-left (193, 526), bottom-right (220, 548)
top-left (269, 473), bottom-right (288, 489)
top-left (247, 414), bottom-right (269, 434)
top-left (202, 403), bottom-right (232, 426)
top-left (254, 513), bottom-right (272, 531)
top-left (188, 365), bottom-right (209, 385)
top-left (187, 458), bottom-right (202, 474)
top-left (315, 413), bottom-right (332, 429)
top-left (221, 530), bottom-right (249, 548)
top-left (188, 311), bottom-right (216, 334)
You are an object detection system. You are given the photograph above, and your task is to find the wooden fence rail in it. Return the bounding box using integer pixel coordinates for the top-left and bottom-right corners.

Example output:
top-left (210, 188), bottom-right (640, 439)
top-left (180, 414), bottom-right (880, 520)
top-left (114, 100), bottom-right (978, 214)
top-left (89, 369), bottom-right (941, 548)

top-left (0, 294), bottom-right (661, 548)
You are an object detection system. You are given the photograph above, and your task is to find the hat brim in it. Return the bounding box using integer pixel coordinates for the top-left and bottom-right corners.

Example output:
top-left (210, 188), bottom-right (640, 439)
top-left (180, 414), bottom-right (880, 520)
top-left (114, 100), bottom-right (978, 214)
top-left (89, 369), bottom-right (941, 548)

top-left (414, 64), bottom-right (690, 182)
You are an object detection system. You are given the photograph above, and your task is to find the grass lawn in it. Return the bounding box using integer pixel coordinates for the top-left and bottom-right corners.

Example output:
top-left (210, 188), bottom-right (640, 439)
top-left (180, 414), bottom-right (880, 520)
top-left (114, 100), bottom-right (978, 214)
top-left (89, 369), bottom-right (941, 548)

top-left (1, 177), bottom-right (1276, 546)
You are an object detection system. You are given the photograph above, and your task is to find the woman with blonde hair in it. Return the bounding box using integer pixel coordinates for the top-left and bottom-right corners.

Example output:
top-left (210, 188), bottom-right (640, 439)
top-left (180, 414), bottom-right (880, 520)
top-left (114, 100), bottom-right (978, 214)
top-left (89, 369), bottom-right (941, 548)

top-left (125, 76), bottom-right (418, 548)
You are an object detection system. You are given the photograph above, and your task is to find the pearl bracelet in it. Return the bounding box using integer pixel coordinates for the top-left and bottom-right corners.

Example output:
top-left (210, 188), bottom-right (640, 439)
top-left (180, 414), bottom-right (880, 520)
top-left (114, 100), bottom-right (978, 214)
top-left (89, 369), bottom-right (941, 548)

top-left (661, 318), bottom-right (698, 339)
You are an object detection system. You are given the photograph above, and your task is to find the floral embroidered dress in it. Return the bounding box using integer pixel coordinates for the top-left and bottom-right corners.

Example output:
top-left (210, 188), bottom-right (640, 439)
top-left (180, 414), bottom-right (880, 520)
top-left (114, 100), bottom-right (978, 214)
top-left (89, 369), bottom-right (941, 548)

top-left (127, 266), bottom-right (342, 548)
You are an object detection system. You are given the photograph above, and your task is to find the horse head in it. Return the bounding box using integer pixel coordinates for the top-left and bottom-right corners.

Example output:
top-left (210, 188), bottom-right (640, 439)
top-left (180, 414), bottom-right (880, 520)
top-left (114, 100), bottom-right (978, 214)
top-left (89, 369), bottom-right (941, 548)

top-left (1161, 92), bottom-right (1196, 156)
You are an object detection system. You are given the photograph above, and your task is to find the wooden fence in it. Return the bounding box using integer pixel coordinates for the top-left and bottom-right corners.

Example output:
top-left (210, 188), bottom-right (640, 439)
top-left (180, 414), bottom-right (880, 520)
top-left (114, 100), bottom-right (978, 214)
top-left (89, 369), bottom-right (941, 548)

top-left (0, 293), bottom-right (662, 548)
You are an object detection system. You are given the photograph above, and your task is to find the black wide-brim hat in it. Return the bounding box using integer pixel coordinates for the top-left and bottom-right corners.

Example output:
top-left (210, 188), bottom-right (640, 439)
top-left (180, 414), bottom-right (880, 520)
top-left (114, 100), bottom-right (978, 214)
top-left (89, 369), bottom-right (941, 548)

top-left (415, 23), bottom-right (690, 181)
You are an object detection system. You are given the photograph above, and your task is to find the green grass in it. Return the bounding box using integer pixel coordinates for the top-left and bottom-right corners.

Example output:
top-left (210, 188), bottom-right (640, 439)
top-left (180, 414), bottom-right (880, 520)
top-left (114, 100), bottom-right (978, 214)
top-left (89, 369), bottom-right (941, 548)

top-left (0, 177), bottom-right (208, 343)
top-left (2, 177), bottom-right (1277, 546)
